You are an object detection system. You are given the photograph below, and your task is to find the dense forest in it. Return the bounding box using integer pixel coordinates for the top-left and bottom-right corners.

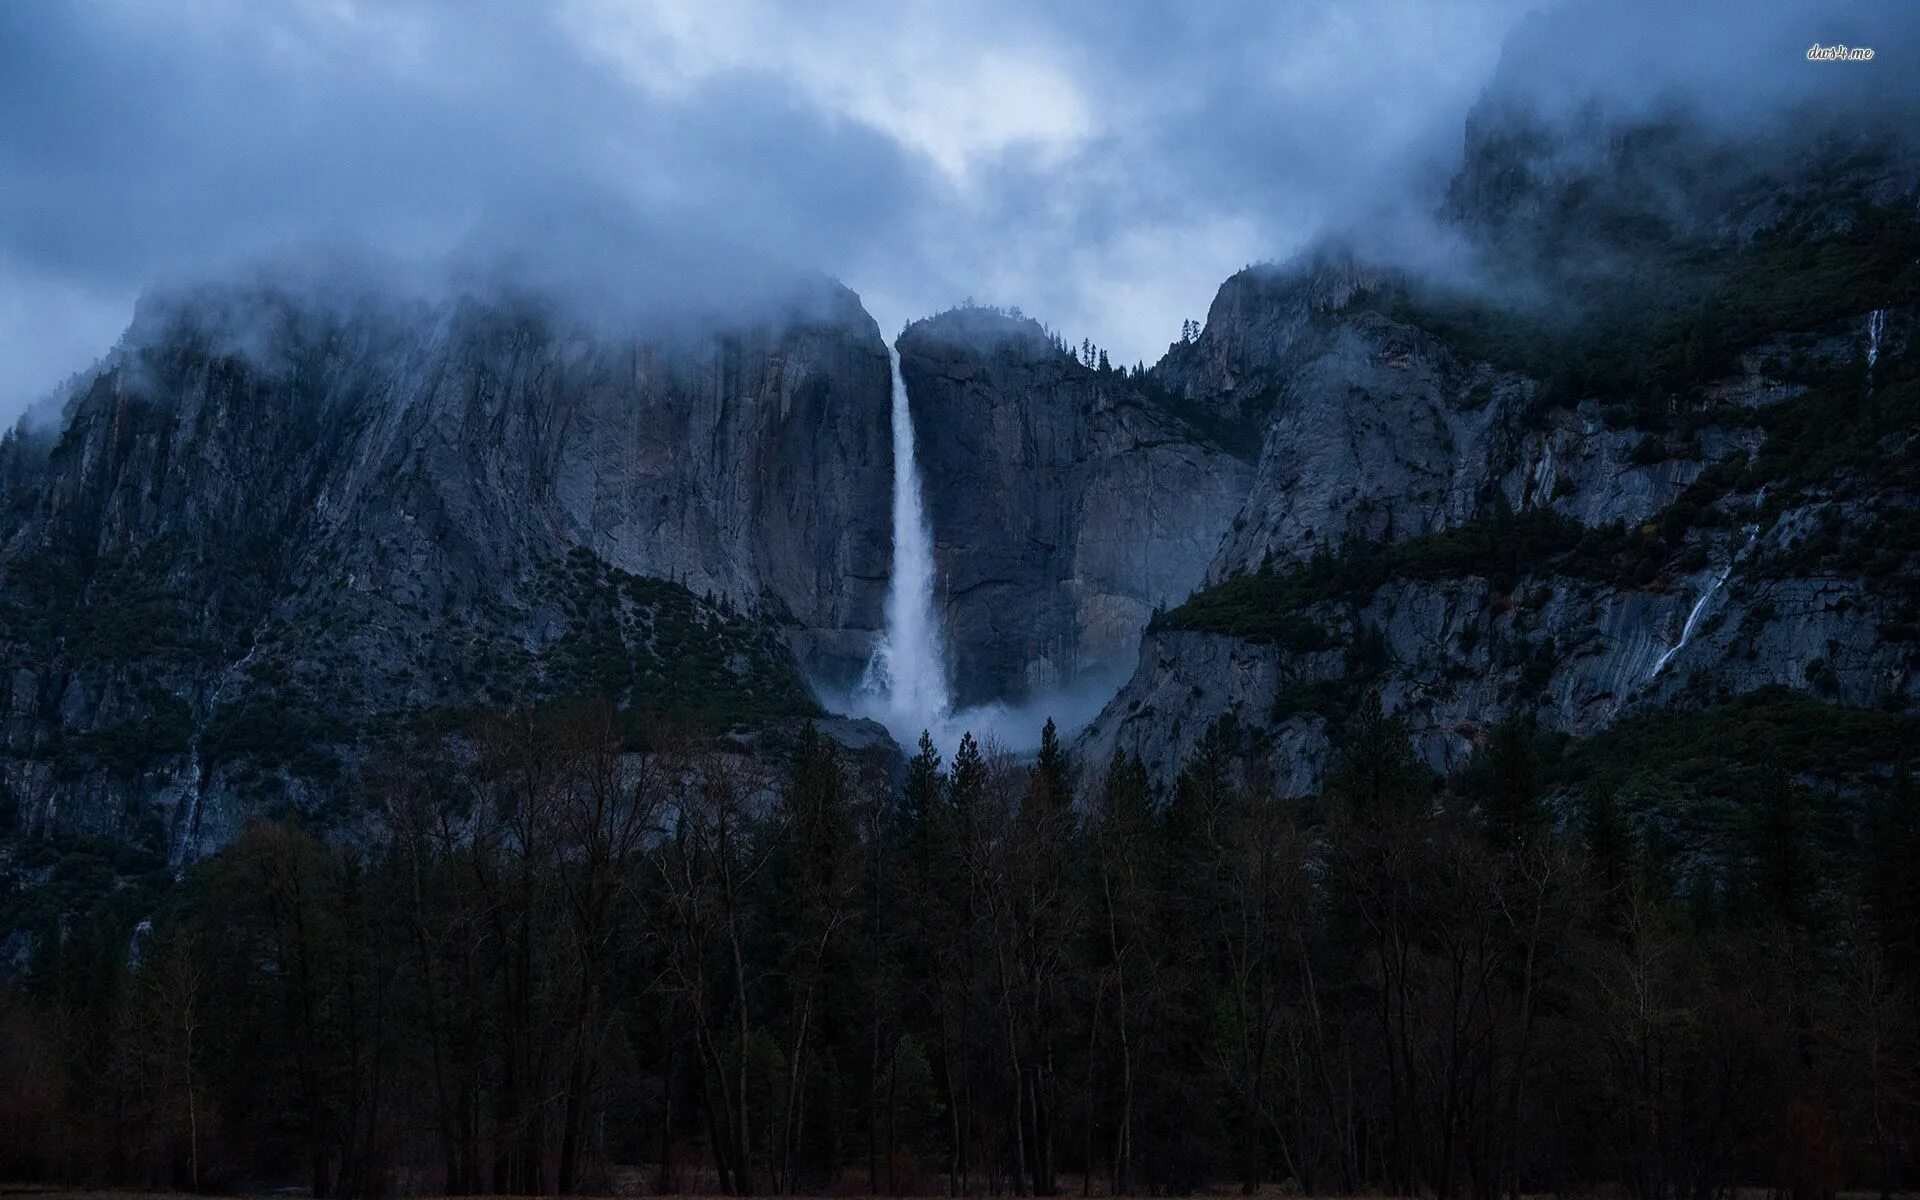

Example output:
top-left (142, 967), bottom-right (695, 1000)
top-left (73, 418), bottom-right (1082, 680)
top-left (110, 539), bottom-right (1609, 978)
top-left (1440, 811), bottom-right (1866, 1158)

top-left (3, 695), bottom-right (1916, 1199)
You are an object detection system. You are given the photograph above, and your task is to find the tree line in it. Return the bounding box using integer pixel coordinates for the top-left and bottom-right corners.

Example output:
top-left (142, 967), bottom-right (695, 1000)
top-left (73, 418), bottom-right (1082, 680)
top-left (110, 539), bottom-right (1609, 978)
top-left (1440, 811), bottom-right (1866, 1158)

top-left (2, 695), bottom-right (1917, 1198)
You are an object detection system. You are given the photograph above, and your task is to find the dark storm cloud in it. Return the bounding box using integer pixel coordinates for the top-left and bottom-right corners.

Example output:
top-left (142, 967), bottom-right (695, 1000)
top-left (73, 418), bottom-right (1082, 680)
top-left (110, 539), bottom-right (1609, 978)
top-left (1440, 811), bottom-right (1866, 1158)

top-left (1, 0), bottom-right (1914, 418)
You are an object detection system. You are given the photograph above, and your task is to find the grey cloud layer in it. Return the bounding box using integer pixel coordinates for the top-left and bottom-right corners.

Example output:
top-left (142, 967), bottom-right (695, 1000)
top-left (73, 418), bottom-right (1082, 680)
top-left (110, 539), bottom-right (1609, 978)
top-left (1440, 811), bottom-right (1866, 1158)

top-left (1, 0), bottom-right (1910, 419)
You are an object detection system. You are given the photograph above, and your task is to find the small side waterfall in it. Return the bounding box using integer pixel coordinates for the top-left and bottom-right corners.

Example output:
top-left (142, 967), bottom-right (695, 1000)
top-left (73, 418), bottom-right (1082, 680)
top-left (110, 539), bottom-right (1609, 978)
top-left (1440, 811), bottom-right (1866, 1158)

top-left (1648, 522), bottom-right (1760, 681)
top-left (1867, 308), bottom-right (1887, 371)
top-left (857, 341), bottom-right (952, 738)
top-left (169, 743), bottom-right (203, 869)
top-left (169, 635), bottom-right (261, 870)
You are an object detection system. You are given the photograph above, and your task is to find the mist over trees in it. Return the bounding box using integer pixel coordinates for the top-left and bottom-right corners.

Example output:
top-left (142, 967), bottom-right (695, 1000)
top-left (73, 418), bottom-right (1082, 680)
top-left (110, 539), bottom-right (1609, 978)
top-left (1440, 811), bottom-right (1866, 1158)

top-left (3, 697), bottom-right (1916, 1198)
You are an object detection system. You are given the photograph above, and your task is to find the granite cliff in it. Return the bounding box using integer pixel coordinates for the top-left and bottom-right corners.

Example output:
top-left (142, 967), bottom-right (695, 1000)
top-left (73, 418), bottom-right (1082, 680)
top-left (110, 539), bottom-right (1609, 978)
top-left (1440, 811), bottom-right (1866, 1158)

top-left (0, 274), bottom-right (899, 857)
top-left (1077, 97), bottom-right (1920, 791)
top-left (898, 307), bottom-right (1250, 708)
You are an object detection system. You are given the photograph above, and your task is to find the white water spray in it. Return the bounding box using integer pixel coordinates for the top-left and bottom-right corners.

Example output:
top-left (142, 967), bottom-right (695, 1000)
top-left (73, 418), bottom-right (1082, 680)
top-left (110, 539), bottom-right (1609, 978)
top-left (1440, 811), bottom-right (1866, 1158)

top-left (856, 341), bottom-right (952, 740)
top-left (1867, 308), bottom-right (1886, 371)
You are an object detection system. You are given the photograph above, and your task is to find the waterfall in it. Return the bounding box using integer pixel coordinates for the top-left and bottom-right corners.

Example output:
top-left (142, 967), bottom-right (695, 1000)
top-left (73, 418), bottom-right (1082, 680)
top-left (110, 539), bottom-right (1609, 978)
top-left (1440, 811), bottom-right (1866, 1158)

top-left (847, 339), bottom-right (1121, 754)
top-left (857, 340), bottom-right (952, 737)
top-left (170, 634), bottom-right (256, 871)
top-left (1647, 564), bottom-right (1735, 680)
top-left (1648, 522), bottom-right (1760, 681)
top-left (1867, 308), bottom-right (1887, 371)
top-left (169, 742), bottom-right (203, 870)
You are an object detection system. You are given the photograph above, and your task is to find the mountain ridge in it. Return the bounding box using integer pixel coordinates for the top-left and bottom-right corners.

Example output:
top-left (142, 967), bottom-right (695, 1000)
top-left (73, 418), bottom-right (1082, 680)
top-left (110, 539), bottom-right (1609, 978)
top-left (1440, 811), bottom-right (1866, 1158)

top-left (0, 84), bottom-right (1915, 871)
top-left (1074, 95), bottom-right (1919, 790)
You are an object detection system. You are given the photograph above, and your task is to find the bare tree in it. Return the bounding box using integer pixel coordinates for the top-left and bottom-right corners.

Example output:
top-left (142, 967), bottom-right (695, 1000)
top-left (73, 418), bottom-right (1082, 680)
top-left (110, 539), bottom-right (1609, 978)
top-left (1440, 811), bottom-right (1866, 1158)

top-left (658, 747), bottom-right (778, 1194)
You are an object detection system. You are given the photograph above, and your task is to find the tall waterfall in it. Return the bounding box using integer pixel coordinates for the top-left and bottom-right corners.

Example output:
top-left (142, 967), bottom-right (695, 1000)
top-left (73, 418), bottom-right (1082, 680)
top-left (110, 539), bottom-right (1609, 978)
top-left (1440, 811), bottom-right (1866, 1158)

top-left (858, 340), bottom-right (952, 737)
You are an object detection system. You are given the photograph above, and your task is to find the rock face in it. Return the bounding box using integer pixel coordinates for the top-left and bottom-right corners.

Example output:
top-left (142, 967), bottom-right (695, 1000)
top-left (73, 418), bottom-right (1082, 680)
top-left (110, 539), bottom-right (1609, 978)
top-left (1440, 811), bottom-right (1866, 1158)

top-left (1079, 533), bottom-right (1919, 795)
top-left (899, 308), bottom-right (1251, 707)
top-left (33, 277), bottom-right (895, 660)
top-left (1077, 98), bottom-right (1920, 792)
top-left (0, 274), bottom-right (895, 855)
top-left (1160, 258), bottom-right (1543, 582)
top-left (1150, 253), bottom-right (1798, 589)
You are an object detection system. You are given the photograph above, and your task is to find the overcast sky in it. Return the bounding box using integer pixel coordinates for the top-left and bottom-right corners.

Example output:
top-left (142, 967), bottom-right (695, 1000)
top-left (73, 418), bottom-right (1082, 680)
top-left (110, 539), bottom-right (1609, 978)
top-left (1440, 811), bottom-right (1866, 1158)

top-left (0, 0), bottom-right (1908, 421)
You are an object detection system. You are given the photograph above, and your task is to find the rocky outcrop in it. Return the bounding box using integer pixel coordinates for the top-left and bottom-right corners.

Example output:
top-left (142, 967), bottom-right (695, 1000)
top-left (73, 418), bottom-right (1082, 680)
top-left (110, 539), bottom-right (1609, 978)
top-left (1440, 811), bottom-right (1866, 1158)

top-left (1080, 509), bottom-right (1917, 795)
top-left (1147, 254), bottom-right (1797, 589)
top-left (1084, 291), bottom-right (1916, 792)
top-left (1072, 629), bottom-right (1327, 796)
top-left (11, 276), bottom-right (895, 665)
top-left (1178, 260), bottom-right (1540, 580)
top-left (0, 274), bottom-right (896, 854)
top-left (899, 307), bottom-right (1251, 707)
top-left (1072, 85), bottom-right (1920, 794)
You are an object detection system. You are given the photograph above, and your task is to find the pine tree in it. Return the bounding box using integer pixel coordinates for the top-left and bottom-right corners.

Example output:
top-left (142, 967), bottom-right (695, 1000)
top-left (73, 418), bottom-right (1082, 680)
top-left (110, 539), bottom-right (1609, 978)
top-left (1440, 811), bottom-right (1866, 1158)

top-left (1165, 716), bottom-right (1240, 858)
top-left (767, 723), bottom-right (857, 1191)
top-left (1325, 693), bottom-right (1424, 816)
top-left (1027, 718), bottom-right (1070, 815)
top-left (1100, 747), bottom-right (1150, 826)
top-left (1478, 714), bottom-right (1543, 846)
top-left (1867, 761), bottom-right (1920, 980)
top-left (1583, 780), bottom-right (1631, 895)
top-left (1749, 764), bottom-right (1814, 927)
top-left (948, 731), bottom-right (985, 815)
top-left (1091, 747), bottom-right (1154, 1193)
top-left (900, 730), bottom-right (944, 835)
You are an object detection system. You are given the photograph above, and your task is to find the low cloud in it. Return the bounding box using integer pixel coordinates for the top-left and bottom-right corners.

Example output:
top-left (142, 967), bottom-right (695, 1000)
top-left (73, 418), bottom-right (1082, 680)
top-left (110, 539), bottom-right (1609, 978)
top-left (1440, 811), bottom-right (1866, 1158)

top-left (2, 0), bottom-right (1911, 421)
